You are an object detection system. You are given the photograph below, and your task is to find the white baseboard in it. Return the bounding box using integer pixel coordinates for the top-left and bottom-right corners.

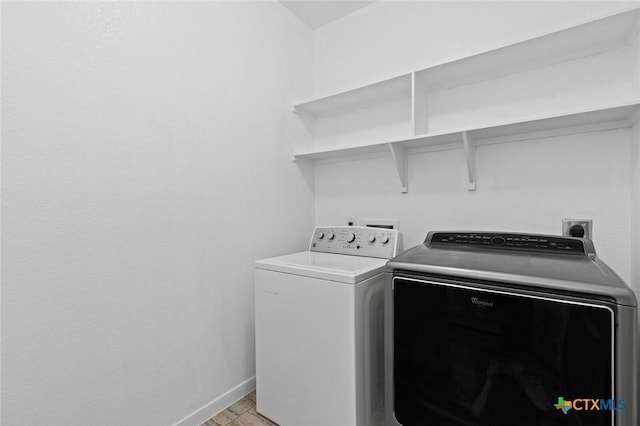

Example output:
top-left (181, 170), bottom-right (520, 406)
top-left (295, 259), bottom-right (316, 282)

top-left (172, 376), bottom-right (256, 426)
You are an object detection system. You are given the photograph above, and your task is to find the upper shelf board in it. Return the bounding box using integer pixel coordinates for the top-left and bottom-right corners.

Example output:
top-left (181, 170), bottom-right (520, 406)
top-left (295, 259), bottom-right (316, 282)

top-left (292, 7), bottom-right (639, 119)
top-left (293, 74), bottom-right (412, 118)
top-left (419, 7), bottom-right (640, 92)
top-left (293, 102), bottom-right (640, 161)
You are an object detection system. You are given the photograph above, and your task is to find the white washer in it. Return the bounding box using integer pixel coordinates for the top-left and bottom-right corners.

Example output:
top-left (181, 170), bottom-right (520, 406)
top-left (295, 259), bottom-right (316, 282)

top-left (254, 226), bottom-right (399, 426)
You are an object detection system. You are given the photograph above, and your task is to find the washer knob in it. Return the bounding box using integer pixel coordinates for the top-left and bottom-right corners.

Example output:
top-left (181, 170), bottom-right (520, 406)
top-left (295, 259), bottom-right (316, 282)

top-left (317, 232), bottom-right (325, 240)
top-left (368, 234), bottom-right (376, 243)
top-left (346, 232), bottom-right (356, 243)
top-left (327, 233), bottom-right (335, 240)
top-left (380, 235), bottom-right (390, 244)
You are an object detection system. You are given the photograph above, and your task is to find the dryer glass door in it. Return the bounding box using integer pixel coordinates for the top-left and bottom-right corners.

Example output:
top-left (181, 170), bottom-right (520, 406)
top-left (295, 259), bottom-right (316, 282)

top-left (392, 276), bottom-right (615, 426)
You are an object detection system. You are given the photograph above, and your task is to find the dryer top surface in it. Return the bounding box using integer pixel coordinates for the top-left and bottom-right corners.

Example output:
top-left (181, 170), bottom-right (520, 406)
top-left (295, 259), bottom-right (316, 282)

top-left (387, 236), bottom-right (636, 306)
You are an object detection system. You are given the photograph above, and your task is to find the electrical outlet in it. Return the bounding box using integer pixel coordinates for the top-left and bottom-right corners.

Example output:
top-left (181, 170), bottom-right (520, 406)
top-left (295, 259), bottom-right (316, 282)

top-left (562, 219), bottom-right (592, 239)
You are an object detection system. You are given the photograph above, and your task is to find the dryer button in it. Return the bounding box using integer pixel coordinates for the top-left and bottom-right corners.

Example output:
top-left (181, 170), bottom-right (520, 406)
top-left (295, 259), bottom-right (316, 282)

top-left (491, 236), bottom-right (506, 246)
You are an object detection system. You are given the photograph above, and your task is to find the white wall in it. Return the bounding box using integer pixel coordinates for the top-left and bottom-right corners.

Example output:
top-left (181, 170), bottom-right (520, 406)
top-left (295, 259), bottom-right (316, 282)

top-left (1, 2), bottom-right (312, 425)
top-left (315, 131), bottom-right (633, 280)
top-left (312, 1), bottom-right (637, 285)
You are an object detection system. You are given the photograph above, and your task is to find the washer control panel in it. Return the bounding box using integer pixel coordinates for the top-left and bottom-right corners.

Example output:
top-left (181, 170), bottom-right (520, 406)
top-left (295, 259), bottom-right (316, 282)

top-left (309, 226), bottom-right (399, 259)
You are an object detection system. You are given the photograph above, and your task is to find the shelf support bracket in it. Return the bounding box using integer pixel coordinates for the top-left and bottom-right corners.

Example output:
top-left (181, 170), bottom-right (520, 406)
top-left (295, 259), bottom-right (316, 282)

top-left (389, 143), bottom-right (408, 193)
top-left (462, 131), bottom-right (476, 191)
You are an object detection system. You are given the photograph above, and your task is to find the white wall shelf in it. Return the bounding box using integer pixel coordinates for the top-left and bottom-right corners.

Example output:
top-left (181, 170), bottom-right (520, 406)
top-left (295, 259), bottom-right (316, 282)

top-left (415, 7), bottom-right (640, 92)
top-left (294, 102), bottom-right (640, 190)
top-left (292, 7), bottom-right (640, 192)
top-left (294, 74), bottom-right (412, 118)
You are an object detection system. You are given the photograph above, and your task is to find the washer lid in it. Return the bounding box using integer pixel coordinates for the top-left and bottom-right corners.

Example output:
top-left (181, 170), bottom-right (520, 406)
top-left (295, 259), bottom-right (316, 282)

top-left (255, 251), bottom-right (388, 284)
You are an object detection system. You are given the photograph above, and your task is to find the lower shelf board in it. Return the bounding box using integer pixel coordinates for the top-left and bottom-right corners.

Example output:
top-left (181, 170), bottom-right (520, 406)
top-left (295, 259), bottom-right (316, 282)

top-left (292, 101), bottom-right (640, 193)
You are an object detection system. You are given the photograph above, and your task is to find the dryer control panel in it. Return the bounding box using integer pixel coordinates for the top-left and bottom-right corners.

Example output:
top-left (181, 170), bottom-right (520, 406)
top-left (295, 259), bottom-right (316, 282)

top-left (426, 231), bottom-right (595, 257)
top-left (309, 226), bottom-right (399, 259)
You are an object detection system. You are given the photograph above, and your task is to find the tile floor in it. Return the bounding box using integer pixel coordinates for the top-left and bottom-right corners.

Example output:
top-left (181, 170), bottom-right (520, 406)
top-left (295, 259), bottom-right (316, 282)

top-left (200, 391), bottom-right (278, 426)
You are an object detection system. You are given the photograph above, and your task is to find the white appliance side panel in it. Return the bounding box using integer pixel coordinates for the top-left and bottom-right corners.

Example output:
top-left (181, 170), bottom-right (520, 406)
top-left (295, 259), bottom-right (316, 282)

top-left (255, 268), bottom-right (357, 426)
top-left (354, 274), bottom-right (386, 426)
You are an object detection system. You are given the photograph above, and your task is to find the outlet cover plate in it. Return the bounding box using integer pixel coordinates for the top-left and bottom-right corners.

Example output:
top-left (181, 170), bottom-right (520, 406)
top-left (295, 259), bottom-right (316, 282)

top-left (562, 219), bottom-right (592, 239)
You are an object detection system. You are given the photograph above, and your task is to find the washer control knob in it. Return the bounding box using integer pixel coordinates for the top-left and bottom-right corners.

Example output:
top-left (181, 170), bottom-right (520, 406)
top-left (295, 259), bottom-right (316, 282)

top-left (368, 234), bottom-right (376, 243)
top-left (346, 232), bottom-right (356, 243)
top-left (317, 232), bottom-right (325, 240)
top-left (380, 235), bottom-right (390, 244)
top-left (327, 233), bottom-right (335, 240)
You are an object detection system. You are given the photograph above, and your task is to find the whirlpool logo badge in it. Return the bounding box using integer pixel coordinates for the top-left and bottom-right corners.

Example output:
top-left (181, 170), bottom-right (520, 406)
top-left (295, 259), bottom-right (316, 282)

top-left (554, 397), bottom-right (626, 414)
top-left (470, 297), bottom-right (493, 308)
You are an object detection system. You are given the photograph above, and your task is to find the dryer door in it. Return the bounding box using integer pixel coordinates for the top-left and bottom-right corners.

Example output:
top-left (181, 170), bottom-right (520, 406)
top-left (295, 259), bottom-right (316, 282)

top-left (391, 275), bottom-right (616, 426)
